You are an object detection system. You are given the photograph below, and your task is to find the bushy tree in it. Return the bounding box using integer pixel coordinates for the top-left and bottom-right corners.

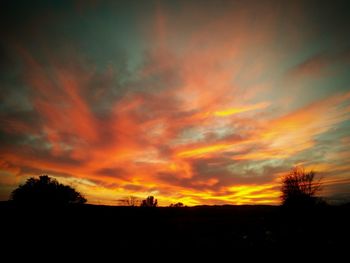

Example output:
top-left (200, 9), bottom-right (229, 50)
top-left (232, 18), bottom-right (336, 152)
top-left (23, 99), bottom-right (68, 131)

top-left (169, 202), bottom-right (184, 207)
top-left (281, 167), bottom-right (323, 207)
top-left (140, 196), bottom-right (157, 207)
top-left (11, 175), bottom-right (87, 205)
top-left (118, 196), bottom-right (140, 207)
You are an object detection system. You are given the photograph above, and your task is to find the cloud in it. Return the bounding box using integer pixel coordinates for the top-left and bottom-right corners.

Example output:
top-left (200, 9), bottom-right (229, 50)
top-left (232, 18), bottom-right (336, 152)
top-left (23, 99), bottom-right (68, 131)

top-left (1, 1), bottom-right (350, 205)
top-left (288, 48), bottom-right (350, 79)
top-left (214, 102), bottom-right (270, 117)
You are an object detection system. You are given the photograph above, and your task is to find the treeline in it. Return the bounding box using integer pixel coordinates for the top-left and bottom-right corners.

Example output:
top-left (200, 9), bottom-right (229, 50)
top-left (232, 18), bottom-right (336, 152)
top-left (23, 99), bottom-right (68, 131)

top-left (9, 166), bottom-right (327, 208)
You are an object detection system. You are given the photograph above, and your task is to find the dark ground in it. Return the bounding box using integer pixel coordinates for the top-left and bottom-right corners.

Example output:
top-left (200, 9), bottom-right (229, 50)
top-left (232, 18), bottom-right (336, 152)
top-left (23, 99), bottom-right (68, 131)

top-left (1, 202), bottom-right (349, 256)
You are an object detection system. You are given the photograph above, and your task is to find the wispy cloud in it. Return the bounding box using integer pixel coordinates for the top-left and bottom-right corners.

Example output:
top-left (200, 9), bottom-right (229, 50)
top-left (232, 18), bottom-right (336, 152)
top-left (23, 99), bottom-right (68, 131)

top-left (1, 1), bottom-right (350, 205)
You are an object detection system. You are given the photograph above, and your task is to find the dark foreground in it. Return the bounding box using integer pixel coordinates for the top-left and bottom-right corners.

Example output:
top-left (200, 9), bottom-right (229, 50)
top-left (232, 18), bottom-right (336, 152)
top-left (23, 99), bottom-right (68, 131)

top-left (1, 202), bottom-right (349, 255)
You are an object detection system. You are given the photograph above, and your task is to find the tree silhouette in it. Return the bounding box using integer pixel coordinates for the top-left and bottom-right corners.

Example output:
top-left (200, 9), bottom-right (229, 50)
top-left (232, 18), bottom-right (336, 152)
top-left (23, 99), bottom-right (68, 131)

top-left (140, 196), bottom-right (158, 207)
top-left (169, 202), bottom-right (184, 207)
top-left (281, 167), bottom-right (323, 207)
top-left (118, 196), bottom-right (141, 206)
top-left (11, 175), bottom-right (87, 205)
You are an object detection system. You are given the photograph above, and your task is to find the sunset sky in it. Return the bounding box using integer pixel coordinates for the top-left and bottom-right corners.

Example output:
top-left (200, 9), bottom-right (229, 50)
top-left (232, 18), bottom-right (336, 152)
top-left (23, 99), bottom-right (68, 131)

top-left (1, 0), bottom-right (350, 206)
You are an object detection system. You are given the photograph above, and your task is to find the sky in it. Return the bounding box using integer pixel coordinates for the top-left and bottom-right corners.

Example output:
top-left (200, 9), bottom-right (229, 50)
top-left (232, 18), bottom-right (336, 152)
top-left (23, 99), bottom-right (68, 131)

top-left (1, 0), bottom-right (350, 206)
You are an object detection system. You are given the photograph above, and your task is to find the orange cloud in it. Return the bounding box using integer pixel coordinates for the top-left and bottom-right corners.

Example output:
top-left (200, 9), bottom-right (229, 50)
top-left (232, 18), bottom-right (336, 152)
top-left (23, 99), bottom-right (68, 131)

top-left (1, 2), bottom-right (350, 206)
top-left (234, 92), bottom-right (350, 160)
top-left (177, 144), bottom-right (233, 158)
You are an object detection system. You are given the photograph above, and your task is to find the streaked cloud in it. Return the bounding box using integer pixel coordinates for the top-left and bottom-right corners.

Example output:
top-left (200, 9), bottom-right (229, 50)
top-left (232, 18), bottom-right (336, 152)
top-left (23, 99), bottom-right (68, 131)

top-left (1, 0), bottom-right (350, 205)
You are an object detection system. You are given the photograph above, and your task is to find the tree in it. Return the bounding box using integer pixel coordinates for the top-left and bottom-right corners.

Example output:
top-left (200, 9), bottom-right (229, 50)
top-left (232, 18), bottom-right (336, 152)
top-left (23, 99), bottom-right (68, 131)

top-left (169, 202), bottom-right (184, 207)
top-left (281, 166), bottom-right (323, 207)
top-left (118, 196), bottom-right (141, 207)
top-left (11, 175), bottom-right (87, 205)
top-left (140, 196), bottom-right (158, 207)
